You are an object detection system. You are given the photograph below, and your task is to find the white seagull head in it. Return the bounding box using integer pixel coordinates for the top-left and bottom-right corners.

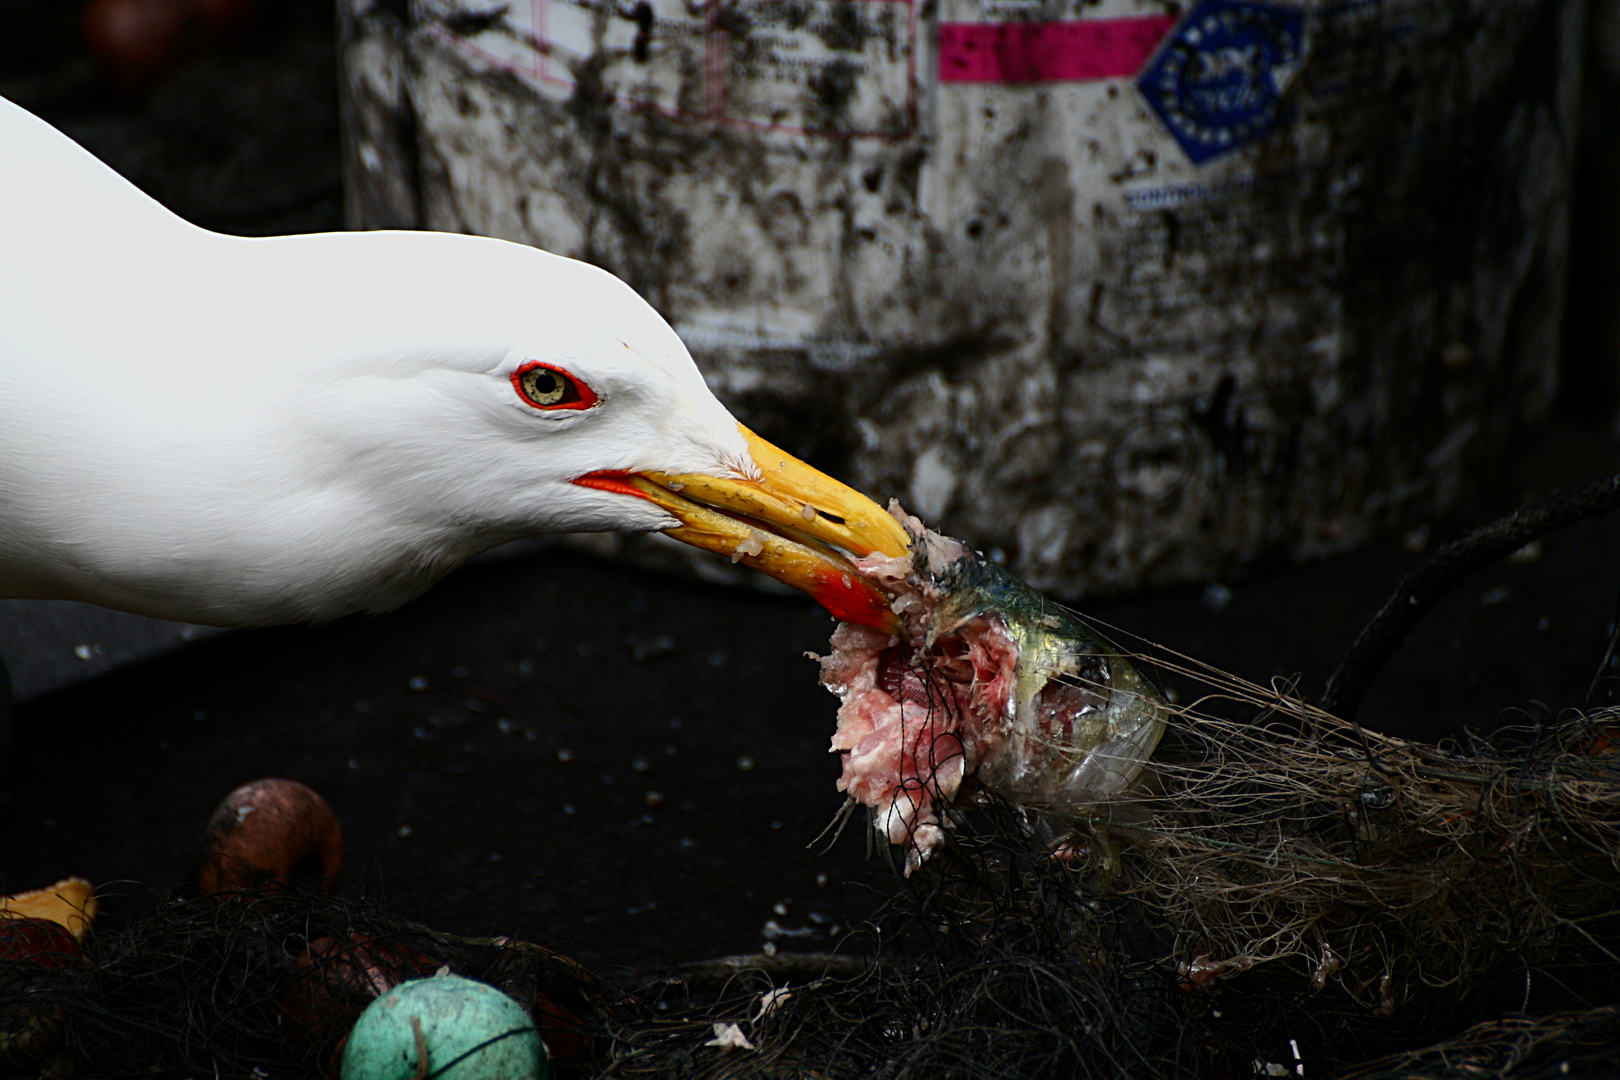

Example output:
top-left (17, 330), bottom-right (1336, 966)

top-left (0, 95), bottom-right (908, 629)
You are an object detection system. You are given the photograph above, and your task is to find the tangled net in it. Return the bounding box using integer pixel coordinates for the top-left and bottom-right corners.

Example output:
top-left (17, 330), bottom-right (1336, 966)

top-left (1339, 1003), bottom-right (1620, 1079)
top-left (6, 684), bottom-right (1620, 1078)
top-left (0, 886), bottom-right (617, 1078)
top-left (1098, 637), bottom-right (1620, 1016)
top-left (9, 482), bottom-right (1620, 1077)
top-left (0, 827), bottom-right (1247, 1079)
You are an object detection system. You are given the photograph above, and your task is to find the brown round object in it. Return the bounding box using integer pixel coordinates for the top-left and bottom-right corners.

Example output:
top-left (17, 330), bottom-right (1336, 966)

top-left (199, 778), bottom-right (343, 896)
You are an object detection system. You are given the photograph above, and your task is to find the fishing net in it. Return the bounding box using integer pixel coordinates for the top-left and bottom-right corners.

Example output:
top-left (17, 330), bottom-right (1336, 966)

top-left (0, 886), bottom-right (617, 1078)
top-left (8, 482), bottom-right (1620, 1078)
top-left (1106, 648), bottom-right (1620, 1016)
top-left (8, 682), bottom-right (1619, 1080)
top-left (0, 833), bottom-right (1215, 1079)
top-left (1338, 1003), bottom-right (1620, 1079)
top-left (589, 661), bottom-right (1620, 1079)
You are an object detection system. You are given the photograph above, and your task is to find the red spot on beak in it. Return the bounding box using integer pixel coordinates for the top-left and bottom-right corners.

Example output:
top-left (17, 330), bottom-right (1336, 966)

top-left (811, 566), bottom-right (898, 631)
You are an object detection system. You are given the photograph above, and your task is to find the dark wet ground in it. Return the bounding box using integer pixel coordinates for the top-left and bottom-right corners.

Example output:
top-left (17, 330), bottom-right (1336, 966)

top-left (4, 2), bottom-right (1620, 977)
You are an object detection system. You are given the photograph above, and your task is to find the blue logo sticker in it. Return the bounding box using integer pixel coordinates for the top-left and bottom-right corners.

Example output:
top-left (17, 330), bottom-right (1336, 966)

top-left (1138, 0), bottom-right (1305, 165)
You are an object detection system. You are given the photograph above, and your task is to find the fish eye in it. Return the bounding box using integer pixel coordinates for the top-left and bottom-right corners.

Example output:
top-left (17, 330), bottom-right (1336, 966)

top-left (512, 362), bottom-right (598, 411)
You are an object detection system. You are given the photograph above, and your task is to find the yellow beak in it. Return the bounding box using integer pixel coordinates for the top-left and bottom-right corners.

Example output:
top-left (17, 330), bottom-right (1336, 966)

top-left (574, 426), bottom-right (910, 631)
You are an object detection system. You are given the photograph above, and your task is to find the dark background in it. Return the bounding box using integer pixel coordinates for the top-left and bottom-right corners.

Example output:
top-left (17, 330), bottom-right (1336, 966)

top-left (2, 0), bottom-right (1620, 975)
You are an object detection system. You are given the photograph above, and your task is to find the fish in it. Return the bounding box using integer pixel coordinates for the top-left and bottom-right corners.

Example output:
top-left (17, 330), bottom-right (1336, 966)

top-left (818, 505), bottom-right (1169, 871)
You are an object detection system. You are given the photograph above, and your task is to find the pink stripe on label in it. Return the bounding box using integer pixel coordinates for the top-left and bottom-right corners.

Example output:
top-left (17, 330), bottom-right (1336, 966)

top-left (938, 16), bottom-right (1177, 84)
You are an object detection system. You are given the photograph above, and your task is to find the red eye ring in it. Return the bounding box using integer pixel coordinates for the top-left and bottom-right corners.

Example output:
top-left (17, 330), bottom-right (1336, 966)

top-left (512, 362), bottom-right (599, 411)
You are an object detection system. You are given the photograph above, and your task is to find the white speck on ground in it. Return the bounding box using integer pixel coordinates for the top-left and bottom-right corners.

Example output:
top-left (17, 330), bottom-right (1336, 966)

top-left (706, 1023), bottom-right (755, 1051)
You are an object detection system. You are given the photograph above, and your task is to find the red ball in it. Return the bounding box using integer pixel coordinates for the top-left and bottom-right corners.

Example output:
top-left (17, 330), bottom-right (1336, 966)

top-left (280, 932), bottom-right (438, 1063)
top-left (0, 918), bottom-right (81, 970)
top-left (532, 991), bottom-right (584, 1064)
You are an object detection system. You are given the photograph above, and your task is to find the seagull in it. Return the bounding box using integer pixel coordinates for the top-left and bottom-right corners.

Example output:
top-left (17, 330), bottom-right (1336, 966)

top-left (0, 95), bottom-right (908, 632)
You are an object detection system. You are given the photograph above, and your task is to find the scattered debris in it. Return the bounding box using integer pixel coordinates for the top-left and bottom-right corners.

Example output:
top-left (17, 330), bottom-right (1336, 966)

top-left (704, 1022), bottom-right (755, 1051)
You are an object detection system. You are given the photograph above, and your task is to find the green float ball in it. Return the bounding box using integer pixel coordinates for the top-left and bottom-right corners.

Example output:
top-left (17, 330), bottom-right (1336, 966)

top-left (340, 972), bottom-right (548, 1080)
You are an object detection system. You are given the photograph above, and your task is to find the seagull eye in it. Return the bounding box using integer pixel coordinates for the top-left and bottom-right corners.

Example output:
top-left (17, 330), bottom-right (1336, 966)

top-left (512, 362), bottom-right (598, 411)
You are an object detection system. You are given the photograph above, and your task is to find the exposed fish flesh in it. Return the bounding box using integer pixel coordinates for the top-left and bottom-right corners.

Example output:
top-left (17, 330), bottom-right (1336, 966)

top-left (819, 506), bottom-right (1168, 871)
